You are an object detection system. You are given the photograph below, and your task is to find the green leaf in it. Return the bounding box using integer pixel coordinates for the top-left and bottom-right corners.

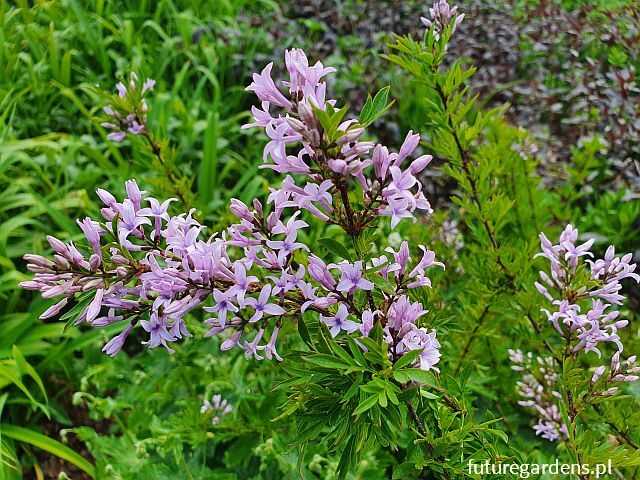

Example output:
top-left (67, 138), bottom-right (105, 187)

top-left (336, 435), bottom-right (356, 480)
top-left (317, 237), bottom-right (352, 261)
top-left (297, 316), bottom-right (312, 347)
top-left (359, 86), bottom-right (395, 127)
top-left (399, 368), bottom-right (438, 388)
top-left (304, 354), bottom-right (353, 370)
top-left (368, 273), bottom-right (395, 295)
top-left (353, 394), bottom-right (378, 416)
top-left (392, 349), bottom-right (422, 371)
top-left (12, 345), bottom-right (48, 404)
top-left (393, 462), bottom-right (419, 479)
top-left (0, 424), bottom-right (95, 477)
top-left (347, 337), bottom-right (369, 368)
top-left (60, 293), bottom-right (93, 334)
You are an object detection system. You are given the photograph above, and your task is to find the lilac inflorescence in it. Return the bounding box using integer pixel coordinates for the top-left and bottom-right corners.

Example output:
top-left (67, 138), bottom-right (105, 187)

top-left (242, 48), bottom-right (434, 230)
top-left (22, 48), bottom-right (445, 373)
top-left (510, 224), bottom-right (638, 442)
top-left (509, 350), bottom-right (568, 442)
top-left (420, 0), bottom-right (465, 41)
top-left (201, 394), bottom-right (233, 425)
top-left (101, 72), bottom-right (155, 142)
top-left (534, 224), bottom-right (639, 356)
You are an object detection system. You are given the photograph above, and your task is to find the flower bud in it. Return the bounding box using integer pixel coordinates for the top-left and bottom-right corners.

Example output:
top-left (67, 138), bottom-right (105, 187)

top-left (47, 235), bottom-right (68, 255)
top-left (336, 127), bottom-right (364, 146)
top-left (591, 365), bottom-right (606, 385)
top-left (111, 254), bottom-right (130, 265)
top-left (220, 330), bottom-right (242, 351)
top-left (252, 199), bottom-right (263, 218)
top-left (23, 254), bottom-right (55, 268)
top-left (230, 198), bottom-right (254, 222)
top-left (611, 351), bottom-right (621, 371)
top-left (89, 254), bottom-right (102, 271)
top-left (297, 102), bottom-right (316, 128)
top-left (40, 297), bottom-right (69, 320)
top-left (409, 155), bottom-right (433, 174)
top-left (96, 188), bottom-right (117, 208)
top-left (285, 116), bottom-right (307, 134)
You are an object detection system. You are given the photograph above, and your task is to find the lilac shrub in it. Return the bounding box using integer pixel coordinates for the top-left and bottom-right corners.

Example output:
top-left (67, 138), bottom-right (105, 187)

top-left (19, 1), bottom-right (639, 475)
top-left (21, 49), bottom-right (445, 375)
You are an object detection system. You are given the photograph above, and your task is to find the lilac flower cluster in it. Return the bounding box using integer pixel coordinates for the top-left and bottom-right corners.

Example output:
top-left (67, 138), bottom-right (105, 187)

top-left (510, 348), bottom-right (639, 443)
top-left (510, 225), bottom-right (638, 442)
top-left (591, 352), bottom-right (640, 389)
top-left (201, 394), bottom-right (233, 425)
top-left (101, 72), bottom-right (155, 142)
top-left (420, 0), bottom-right (465, 41)
top-left (22, 48), bottom-right (445, 374)
top-left (243, 48), bottom-right (433, 232)
top-left (509, 349), bottom-right (568, 442)
top-left (313, 241), bottom-right (445, 370)
top-left (21, 179), bottom-right (308, 358)
top-left (534, 224), bottom-right (639, 356)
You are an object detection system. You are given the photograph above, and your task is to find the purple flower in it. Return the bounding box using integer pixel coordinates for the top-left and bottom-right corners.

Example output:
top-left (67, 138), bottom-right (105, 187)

top-left (359, 309), bottom-right (378, 336)
top-left (226, 262), bottom-right (258, 307)
top-left (259, 324), bottom-right (283, 361)
top-left (320, 304), bottom-right (359, 337)
top-left (141, 78), bottom-right (155, 95)
top-left (102, 323), bottom-right (134, 357)
top-left (246, 63), bottom-right (292, 109)
top-left (241, 327), bottom-right (266, 360)
top-left (77, 218), bottom-right (104, 258)
top-left (138, 197), bottom-right (175, 239)
top-left (141, 313), bottom-right (177, 353)
top-left (336, 261), bottom-right (374, 294)
top-left (308, 255), bottom-right (336, 290)
top-left (203, 289), bottom-right (239, 328)
top-left (379, 197), bottom-right (415, 229)
top-left (201, 394), bottom-right (233, 425)
top-left (245, 285), bottom-right (285, 323)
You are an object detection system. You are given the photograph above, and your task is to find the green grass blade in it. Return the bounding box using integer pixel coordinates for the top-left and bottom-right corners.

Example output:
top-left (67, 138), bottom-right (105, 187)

top-left (0, 424), bottom-right (95, 478)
